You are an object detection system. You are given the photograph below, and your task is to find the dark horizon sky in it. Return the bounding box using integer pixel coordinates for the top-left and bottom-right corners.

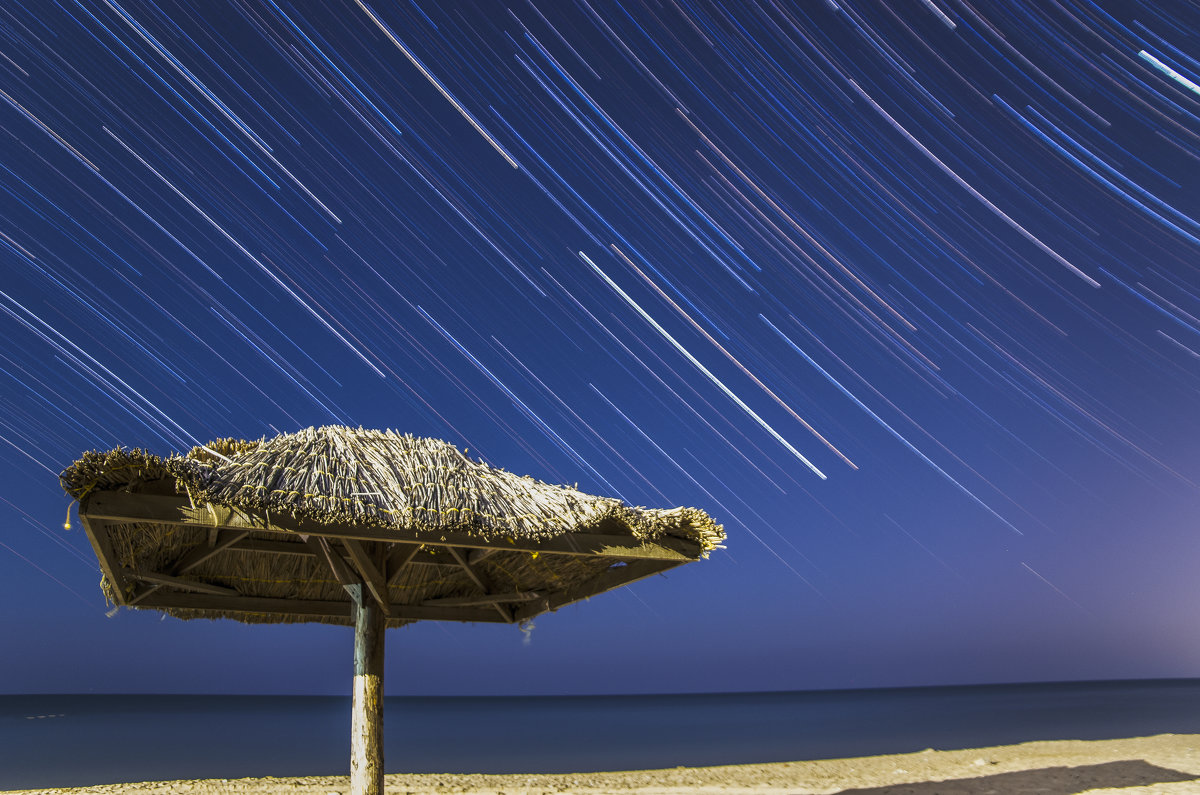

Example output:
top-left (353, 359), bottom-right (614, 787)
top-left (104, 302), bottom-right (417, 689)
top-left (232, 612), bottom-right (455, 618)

top-left (2, 0), bottom-right (1199, 696)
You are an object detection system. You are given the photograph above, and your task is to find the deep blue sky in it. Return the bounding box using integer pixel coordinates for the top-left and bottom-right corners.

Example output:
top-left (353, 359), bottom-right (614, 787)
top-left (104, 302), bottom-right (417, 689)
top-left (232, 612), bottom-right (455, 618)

top-left (2, 0), bottom-right (1199, 696)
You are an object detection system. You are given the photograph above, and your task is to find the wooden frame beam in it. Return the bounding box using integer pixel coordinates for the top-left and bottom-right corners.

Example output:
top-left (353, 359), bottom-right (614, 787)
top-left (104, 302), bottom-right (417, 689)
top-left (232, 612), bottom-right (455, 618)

top-left (513, 559), bottom-right (676, 622)
top-left (139, 591), bottom-right (512, 623)
top-left (122, 568), bottom-right (238, 596)
top-left (126, 528), bottom-right (252, 606)
top-left (227, 538), bottom-right (446, 569)
top-left (446, 547), bottom-right (511, 622)
top-left (83, 492), bottom-right (700, 561)
top-left (169, 529), bottom-right (249, 575)
top-left (77, 492), bottom-right (694, 626)
top-left (77, 516), bottom-right (131, 603)
top-left (445, 546), bottom-right (487, 592)
top-left (227, 538), bottom-right (313, 557)
top-left (421, 591), bottom-right (542, 607)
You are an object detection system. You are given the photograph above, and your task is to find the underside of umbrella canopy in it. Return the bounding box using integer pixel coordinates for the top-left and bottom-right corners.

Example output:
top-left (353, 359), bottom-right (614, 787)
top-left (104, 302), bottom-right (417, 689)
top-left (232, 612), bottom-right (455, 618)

top-left (60, 426), bottom-right (724, 627)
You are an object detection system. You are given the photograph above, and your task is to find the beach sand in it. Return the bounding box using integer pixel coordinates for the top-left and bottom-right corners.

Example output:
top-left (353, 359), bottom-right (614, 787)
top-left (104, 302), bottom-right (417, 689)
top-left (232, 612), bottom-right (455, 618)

top-left (9, 734), bottom-right (1200, 794)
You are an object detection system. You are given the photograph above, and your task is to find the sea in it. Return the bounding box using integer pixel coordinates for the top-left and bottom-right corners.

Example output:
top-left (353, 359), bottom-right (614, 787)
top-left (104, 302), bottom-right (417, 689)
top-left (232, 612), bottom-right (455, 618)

top-left (3, 679), bottom-right (1200, 790)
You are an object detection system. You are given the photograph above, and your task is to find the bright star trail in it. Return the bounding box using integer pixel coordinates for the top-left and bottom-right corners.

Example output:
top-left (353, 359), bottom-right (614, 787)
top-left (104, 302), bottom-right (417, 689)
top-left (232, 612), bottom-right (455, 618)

top-left (2, 0), bottom-right (1198, 695)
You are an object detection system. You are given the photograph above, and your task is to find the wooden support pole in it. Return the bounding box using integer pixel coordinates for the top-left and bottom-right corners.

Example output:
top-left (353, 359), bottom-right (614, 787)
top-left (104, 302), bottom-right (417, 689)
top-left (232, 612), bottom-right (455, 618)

top-left (350, 594), bottom-right (386, 795)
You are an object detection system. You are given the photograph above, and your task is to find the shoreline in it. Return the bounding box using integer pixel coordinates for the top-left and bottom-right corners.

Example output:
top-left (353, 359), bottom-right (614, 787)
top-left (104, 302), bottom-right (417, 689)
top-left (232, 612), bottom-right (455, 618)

top-left (10, 734), bottom-right (1200, 794)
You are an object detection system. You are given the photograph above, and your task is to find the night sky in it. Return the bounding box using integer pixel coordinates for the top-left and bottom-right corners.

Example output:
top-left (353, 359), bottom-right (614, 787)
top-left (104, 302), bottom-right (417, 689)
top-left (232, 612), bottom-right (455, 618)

top-left (3, 0), bottom-right (1199, 697)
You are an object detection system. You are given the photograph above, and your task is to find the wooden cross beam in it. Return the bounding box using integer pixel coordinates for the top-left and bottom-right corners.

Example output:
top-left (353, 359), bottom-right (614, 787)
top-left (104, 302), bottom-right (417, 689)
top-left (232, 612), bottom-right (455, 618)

top-left (343, 539), bottom-right (391, 616)
top-left (170, 529), bottom-right (250, 574)
top-left (513, 558), bottom-right (675, 622)
top-left (445, 547), bottom-right (512, 622)
top-left (385, 545), bottom-right (420, 586)
top-left (421, 591), bottom-right (542, 608)
top-left (307, 536), bottom-right (359, 592)
top-left (226, 538), bottom-right (445, 569)
top-left (126, 528), bottom-right (250, 605)
top-left (226, 538), bottom-right (314, 557)
top-left (466, 547), bottom-right (498, 565)
top-left (122, 568), bottom-right (239, 596)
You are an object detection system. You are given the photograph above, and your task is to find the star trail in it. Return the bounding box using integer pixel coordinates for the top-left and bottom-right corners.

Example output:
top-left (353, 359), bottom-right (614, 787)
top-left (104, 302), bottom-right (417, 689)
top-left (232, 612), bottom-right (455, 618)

top-left (2, 0), bottom-right (1199, 694)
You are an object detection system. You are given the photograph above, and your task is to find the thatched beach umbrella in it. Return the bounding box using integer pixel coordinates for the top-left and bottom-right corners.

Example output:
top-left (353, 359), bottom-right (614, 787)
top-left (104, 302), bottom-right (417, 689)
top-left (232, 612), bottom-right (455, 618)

top-left (60, 425), bottom-right (724, 795)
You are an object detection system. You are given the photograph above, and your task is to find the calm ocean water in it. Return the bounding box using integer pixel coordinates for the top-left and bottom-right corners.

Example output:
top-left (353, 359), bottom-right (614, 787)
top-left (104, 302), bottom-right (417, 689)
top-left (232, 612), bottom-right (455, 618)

top-left (3, 679), bottom-right (1199, 789)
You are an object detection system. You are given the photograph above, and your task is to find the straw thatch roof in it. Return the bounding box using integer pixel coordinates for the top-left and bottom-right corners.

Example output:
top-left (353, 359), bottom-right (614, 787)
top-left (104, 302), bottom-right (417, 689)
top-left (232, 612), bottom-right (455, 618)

top-left (60, 426), bottom-right (724, 628)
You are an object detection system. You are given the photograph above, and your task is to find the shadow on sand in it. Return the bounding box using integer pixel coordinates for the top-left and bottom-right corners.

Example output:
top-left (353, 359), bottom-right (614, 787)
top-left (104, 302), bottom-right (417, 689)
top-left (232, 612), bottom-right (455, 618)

top-left (832, 759), bottom-right (1196, 794)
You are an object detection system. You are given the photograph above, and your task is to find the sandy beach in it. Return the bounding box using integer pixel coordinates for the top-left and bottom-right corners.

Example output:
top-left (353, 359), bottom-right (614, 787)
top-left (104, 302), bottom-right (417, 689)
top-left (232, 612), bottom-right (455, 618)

top-left (9, 734), bottom-right (1199, 795)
